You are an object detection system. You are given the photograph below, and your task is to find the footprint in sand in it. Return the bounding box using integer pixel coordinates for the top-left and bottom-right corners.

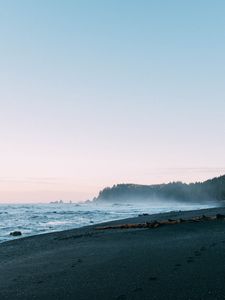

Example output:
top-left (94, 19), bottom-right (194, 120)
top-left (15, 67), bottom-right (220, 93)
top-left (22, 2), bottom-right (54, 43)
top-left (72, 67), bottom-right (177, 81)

top-left (149, 277), bottom-right (158, 281)
top-left (187, 257), bottom-right (194, 263)
top-left (71, 259), bottom-right (82, 268)
top-left (194, 251), bottom-right (201, 257)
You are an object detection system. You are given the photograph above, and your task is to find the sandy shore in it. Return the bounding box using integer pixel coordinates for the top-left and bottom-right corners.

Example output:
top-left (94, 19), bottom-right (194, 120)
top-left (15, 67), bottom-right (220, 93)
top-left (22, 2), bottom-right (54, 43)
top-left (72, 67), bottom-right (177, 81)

top-left (1, 206), bottom-right (225, 300)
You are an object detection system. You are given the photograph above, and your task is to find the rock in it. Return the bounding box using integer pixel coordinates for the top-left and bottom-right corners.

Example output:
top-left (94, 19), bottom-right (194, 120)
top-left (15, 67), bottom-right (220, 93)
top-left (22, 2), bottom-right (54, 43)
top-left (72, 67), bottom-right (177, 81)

top-left (10, 231), bottom-right (22, 237)
top-left (178, 218), bottom-right (185, 223)
top-left (216, 214), bottom-right (225, 220)
top-left (138, 213), bottom-right (150, 217)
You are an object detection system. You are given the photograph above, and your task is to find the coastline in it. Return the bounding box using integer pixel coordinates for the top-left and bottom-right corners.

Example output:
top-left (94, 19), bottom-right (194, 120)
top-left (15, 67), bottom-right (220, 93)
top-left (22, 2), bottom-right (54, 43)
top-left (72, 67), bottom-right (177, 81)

top-left (1, 206), bottom-right (225, 299)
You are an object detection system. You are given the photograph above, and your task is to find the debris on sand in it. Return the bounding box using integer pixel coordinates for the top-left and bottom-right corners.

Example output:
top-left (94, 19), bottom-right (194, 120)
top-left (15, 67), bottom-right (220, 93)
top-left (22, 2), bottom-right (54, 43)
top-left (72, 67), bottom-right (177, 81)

top-left (95, 214), bottom-right (225, 231)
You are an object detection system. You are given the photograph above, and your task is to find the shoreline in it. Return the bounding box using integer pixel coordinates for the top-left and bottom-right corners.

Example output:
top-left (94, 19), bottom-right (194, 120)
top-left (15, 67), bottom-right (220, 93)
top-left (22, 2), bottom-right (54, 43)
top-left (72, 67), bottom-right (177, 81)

top-left (1, 206), bottom-right (225, 299)
top-left (0, 201), bottom-right (218, 245)
top-left (2, 205), bottom-right (222, 245)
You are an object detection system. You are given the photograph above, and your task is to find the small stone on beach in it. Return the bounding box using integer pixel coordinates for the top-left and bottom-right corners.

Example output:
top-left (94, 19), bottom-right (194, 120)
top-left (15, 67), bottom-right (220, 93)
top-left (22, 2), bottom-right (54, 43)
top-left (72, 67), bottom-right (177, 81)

top-left (10, 231), bottom-right (22, 236)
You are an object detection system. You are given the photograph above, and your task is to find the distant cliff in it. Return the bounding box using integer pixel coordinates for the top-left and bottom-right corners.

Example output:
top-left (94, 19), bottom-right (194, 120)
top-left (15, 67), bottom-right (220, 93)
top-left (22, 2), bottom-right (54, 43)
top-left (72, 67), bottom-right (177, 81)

top-left (94, 175), bottom-right (225, 203)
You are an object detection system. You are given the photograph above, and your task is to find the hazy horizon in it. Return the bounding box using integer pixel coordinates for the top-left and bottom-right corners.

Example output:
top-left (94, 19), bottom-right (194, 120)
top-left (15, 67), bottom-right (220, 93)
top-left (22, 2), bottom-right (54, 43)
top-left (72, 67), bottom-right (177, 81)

top-left (1, 1), bottom-right (225, 203)
top-left (0, 171), bottom-right (224, 204)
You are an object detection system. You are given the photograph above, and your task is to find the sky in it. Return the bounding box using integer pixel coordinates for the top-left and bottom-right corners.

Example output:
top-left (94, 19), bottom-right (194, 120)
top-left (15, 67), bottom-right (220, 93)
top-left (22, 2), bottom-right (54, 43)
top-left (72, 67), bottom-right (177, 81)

top-left (0, 0), bottom-right (225, 203)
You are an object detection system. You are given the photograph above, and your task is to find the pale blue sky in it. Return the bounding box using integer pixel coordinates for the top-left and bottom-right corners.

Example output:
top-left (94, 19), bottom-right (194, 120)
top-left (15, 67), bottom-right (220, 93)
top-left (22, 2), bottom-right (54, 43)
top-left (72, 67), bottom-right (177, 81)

top-left (0, 0), bottom-right (225, 202)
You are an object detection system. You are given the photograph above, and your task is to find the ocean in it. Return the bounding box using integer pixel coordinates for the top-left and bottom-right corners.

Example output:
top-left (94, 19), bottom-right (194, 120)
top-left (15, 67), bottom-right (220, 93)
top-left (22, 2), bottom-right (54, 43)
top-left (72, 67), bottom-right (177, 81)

top-left (0, 201), bottom-right (216, 243)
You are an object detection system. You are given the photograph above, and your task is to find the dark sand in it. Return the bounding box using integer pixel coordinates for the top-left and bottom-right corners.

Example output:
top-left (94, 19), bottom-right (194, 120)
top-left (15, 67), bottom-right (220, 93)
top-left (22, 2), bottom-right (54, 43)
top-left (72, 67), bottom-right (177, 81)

top-left (1, 207), bottom-right (225, 300)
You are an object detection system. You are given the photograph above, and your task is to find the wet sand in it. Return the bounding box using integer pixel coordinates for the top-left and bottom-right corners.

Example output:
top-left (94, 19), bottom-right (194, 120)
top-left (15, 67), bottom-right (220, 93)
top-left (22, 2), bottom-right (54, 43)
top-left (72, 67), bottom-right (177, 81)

top-left (1, 207), bottom-right (225, 300)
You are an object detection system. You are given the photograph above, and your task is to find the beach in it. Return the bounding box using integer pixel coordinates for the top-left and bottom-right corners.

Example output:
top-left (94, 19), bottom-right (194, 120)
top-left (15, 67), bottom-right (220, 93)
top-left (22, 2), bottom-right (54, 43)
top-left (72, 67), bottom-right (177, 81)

top-left (1, 207), bottom-right (225, 300)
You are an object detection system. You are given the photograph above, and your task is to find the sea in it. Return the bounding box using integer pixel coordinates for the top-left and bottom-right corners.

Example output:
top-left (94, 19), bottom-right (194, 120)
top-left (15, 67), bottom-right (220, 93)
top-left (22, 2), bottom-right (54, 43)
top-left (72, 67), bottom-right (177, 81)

top-left (0, 201), bottom-right (217, 243)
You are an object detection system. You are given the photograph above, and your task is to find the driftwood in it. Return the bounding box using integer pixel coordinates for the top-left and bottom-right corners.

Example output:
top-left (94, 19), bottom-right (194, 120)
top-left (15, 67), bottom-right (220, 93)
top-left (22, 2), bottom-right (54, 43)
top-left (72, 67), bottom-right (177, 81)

top-left (95, 214), bottom-right (225, 230)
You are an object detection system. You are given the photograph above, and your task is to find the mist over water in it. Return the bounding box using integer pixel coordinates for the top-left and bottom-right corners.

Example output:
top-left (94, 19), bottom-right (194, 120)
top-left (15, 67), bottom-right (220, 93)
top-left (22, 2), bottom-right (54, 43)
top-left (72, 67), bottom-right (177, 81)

top-left (0, 200), bottom-right (218, 243)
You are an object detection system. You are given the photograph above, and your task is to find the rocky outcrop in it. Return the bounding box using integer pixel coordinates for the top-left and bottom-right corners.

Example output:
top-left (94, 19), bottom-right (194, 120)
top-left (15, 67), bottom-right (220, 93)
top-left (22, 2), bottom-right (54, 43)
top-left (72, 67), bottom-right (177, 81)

top-left (10, 231), bottom-right (22, 236)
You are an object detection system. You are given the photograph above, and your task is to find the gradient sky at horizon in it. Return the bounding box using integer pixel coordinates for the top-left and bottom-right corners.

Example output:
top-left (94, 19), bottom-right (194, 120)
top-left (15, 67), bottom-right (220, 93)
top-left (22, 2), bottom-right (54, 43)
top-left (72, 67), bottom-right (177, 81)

top-left (0, 0), bottom-right (225, 203)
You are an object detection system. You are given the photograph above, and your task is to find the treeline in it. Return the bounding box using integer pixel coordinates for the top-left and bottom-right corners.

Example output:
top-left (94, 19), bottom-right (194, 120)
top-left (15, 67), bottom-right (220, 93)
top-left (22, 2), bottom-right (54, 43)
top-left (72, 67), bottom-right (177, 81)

top-left (94, 175), bottom-right (225, 203)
